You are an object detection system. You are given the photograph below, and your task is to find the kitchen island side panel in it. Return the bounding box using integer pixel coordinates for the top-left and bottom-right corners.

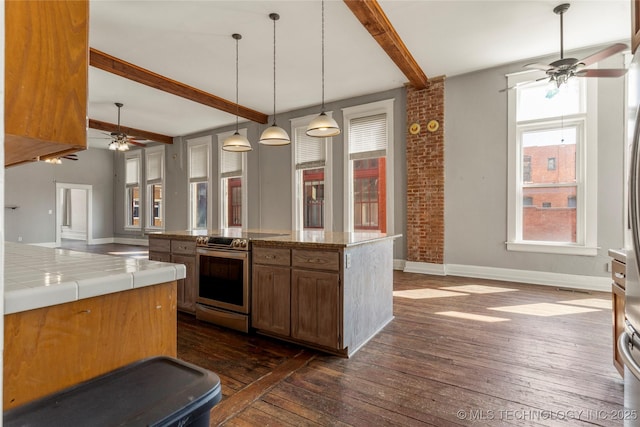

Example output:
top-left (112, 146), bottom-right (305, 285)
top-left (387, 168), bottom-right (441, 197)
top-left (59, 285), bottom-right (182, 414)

top-left (343, 238), bottom-right (394, 355)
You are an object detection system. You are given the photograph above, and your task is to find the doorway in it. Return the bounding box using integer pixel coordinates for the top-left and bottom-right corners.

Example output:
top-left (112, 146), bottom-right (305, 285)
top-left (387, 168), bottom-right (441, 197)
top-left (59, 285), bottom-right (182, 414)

top-left (55, 183), bottom-right (93, 247)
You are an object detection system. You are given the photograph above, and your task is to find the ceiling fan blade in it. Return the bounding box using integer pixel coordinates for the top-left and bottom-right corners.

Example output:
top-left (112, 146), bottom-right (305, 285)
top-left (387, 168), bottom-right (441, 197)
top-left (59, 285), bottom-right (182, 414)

top-left (62, 154), bottom-right (79, 160)
top-left (575, 68), bottom-right (628, 78)
top-left (578, 43), bottom-right (628, 68)
top-left (499, 76), bottom-right (548, 93)
top-left (523, 62), bottom-right (551, 71)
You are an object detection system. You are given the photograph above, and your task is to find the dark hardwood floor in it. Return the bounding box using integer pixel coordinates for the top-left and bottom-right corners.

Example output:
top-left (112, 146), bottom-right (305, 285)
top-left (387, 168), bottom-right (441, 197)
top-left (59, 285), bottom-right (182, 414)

top-left (59, 241), bottom-right (624, 426)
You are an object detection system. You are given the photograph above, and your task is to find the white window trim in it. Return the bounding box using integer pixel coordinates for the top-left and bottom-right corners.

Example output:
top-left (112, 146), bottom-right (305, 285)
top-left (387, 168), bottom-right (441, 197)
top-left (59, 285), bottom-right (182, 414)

top-left (187, 135), bottom-right (213, 230)
top-left (506, 71), bottom-right (598, 256)
top-left (124, 150), bottom-right (142, 231)
top-left (144, 145), bottom-right (165, 231)
top-left (216, 129), bottom-right (248, 229)
top-left (342, 99), bottom-right (395, 234)
top-left (290, 113), bottom-right (333, 231)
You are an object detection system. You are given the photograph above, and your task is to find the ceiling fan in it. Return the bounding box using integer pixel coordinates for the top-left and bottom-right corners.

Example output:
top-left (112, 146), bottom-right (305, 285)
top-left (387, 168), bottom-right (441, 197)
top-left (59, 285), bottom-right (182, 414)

top-left (37, 153), bottom-right (79, 164)
top-left (105, 102), bottom-right (148, 151)
top-left (520, 3), bottom-right (627, 88)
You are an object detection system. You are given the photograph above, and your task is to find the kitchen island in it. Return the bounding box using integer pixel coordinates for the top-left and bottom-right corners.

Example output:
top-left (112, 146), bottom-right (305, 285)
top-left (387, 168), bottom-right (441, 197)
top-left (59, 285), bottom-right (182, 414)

top-left (149, 229), bottom-right (399, 357)
top-left (4, 242), bottom-right (185, 409)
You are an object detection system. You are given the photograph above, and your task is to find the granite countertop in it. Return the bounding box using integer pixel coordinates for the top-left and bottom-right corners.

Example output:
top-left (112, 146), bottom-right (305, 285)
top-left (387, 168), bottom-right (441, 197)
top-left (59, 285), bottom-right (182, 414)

top-left (4, 242), bottom-right (186, 315)
top-left (149, 229), bottom-right (401, 248)
top-left (608, 248), bottom-right (627, 263)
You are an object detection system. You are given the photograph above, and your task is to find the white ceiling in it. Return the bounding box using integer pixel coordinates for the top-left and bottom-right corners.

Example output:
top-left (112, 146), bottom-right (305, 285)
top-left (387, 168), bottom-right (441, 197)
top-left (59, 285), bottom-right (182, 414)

top-left (87, 0), bottom-right (631, 148)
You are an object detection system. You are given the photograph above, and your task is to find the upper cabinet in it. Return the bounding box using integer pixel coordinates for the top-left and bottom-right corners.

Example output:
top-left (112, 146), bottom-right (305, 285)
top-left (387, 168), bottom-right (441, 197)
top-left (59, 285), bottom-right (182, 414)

top-left (633, 0), bottom-right (640, 53)
top-left (5, 0), bottom-right (88, 167)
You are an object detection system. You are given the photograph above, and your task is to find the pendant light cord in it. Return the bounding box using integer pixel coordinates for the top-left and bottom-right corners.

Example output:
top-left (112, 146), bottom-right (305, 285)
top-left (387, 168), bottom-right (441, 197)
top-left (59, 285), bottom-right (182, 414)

top-left (235, 35), bottom-right (240, 131)
top-left (321, 0), bottom-right (325, 112)
top-left (272, 15), bottom-right (277, 126)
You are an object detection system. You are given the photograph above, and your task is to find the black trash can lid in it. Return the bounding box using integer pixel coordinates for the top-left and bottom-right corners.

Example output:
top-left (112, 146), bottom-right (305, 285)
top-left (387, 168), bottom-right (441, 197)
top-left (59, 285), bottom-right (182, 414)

top-left (4, 356), bottom-right (222, 427)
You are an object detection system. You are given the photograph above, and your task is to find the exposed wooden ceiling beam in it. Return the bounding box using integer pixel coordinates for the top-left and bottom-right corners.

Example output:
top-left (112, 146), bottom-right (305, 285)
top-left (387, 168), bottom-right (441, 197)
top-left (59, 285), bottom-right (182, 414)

top-left (89, 48), bottom-right (269, 124)
top-left (88, 119), bottom-right (174, 145)
top-left (343, 0), bottom-right (428, 89)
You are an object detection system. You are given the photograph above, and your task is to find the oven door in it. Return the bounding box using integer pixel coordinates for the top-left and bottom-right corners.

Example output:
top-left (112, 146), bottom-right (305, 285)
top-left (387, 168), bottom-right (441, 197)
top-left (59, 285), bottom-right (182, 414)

top-left (196, 248), bottom-right (250, 314)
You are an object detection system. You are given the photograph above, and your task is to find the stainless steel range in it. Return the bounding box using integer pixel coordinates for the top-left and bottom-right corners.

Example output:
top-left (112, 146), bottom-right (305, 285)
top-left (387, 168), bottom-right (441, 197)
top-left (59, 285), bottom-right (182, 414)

top-left (195, 236), bottom-right (251, 332)
top-left (194, 232), bottom-right (287, 332)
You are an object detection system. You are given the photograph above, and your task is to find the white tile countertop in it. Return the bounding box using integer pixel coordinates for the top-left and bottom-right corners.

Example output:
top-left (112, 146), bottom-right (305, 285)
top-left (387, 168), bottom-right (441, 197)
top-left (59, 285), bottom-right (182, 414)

top-left (4, 242), bottom-right (186, 315)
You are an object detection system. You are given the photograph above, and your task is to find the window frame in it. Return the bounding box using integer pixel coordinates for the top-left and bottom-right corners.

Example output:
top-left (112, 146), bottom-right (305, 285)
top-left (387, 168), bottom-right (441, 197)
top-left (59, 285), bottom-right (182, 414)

top-left (124, 150), bottom-right (142, 231)
top-left (187, 135), bottom-right (213, 230)
top-left (217, 129), bottom-right (248, 229)
top-left (506, 71), bottom-right (598, 256)
top-left (144, 145), bottom-right (165, 231)
top-left (290, 113), bottom-right (333, 231)
top-left (342, 99), bottom-right (395, 234)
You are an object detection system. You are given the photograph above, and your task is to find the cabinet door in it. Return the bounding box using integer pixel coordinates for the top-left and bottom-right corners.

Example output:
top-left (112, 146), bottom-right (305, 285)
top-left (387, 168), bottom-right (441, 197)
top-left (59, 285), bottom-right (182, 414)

top-left (291, 269), bottom-right (340, 349)
top-left (149, 251), bottom-right (171, 263)
top-left (252, 265), bottom-right (291, 335)
top-left (172, 254), bottom-right (196, 314)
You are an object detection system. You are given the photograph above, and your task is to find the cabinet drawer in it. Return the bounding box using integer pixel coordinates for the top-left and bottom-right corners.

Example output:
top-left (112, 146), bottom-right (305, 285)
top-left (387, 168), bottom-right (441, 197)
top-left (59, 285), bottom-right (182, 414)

top-left (171, 240), bottom-right (196, 255)
top-left (292, 249), bottom-right (339, 271)
top-left (253, 247), bottom-right (290, 266)
top-left (148, 238), bottom-right (171, 253)
top-left (612, 259), bottom-right (626, 290)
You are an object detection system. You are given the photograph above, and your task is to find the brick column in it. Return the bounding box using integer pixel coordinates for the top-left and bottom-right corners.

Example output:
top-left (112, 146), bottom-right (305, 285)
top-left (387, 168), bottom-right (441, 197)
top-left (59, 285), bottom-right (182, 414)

top-left (406, 77), bottom-right (445, 264)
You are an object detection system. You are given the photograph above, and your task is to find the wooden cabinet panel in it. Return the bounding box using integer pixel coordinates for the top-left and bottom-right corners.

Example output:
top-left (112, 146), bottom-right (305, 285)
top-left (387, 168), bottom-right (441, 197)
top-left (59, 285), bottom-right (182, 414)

top-left (613, 282), bottom-right (625, 376)
top-left (5, 0), bottom-right (88, 167)
top-left (4, 282), bottom-right (177, 409)
top-left (171, 239), bottom-right (196, 255)
top-left (149, 251), bottom-right (171, 263)
top-left (613, 259), bottom-right (626, 290)
top-left (172, 254), bottom-right (196, 314)
top-left (292, 249), bottom-right (340, 271)
top-left (251, 264), bottom-right (291, 335)
top-left (291, 269), bottom-right (340, 349)
top-left (253, 247), bottom-right (291, 266)
top-left (149, 237), bottom-right (171, 253)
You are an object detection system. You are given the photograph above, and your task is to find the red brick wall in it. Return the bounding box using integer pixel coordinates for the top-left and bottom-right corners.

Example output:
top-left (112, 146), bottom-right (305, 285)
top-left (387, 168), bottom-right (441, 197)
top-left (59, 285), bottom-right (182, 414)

top-left (406, 77), bottom-right (445, 263)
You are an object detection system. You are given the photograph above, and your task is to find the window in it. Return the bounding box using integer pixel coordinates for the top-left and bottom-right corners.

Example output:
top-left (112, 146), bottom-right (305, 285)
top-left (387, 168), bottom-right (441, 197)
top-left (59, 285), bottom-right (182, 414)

top-left (124, 151), bottom-right (141, 229)
top-left (187, 136), bottom-right (212, 230)
top-left (343, 99), bottom-right (394, 233)
top-left (291, 114), bottom-right (333, 231)
top-left (145, 146), bottom-right (164, 230)
top-left (217, 130), bottom-right (248, 228)
top-left (507, 73), bottom-right (597, 255)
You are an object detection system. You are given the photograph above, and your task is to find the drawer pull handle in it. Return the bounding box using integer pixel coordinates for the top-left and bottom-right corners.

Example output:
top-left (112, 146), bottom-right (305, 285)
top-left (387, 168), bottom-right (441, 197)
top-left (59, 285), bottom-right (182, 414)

top-left (615, 272), bottom-right (625, 279)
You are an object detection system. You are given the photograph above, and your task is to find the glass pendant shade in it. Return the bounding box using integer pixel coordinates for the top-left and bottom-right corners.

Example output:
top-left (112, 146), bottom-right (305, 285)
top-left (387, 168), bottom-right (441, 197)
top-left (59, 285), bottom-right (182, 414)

top-left (306, 112), bottom-right (340, 137)
top-left (259, 124), bottom-right (290, 146)
top-left (223, 131), bottom-right (252, 152)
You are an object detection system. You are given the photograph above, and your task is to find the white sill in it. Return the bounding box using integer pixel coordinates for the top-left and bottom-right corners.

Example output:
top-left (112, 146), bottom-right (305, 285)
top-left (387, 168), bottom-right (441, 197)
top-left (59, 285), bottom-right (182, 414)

top-left (506, 241), bottom-right (598, 256)
top-left (124, 226), bottom-right (142, 231)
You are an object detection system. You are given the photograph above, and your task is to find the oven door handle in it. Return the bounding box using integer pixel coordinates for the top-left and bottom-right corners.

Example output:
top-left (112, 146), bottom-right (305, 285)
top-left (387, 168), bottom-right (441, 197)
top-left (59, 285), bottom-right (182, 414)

top-left (197, 248), bottom-right (249, 260)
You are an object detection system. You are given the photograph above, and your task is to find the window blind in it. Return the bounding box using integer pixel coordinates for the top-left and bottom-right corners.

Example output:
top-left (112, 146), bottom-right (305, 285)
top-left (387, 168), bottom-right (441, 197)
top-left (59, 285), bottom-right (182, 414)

top-left (220, 149), bottom-right (242, 178)
top-left (146, 151), bottom-right (163, 183)
top-left (348, 113), bottom-right (387, 160)
top-left (189, 144), bottom-right (209, 179)
top-left (295, 126), bottom-right (325, 170)
top-left (125, 157), bottom-right (139, 185)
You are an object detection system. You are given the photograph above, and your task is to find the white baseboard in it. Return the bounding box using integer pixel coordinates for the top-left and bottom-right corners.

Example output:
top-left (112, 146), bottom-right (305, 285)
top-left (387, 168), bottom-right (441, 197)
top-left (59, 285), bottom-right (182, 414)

top-left (88, 237), bottom-right (114, 245)
top-left (393, 259), bottom-right (405, 270)
top-left (29, 242), bottom-right (57, 248)
top-left (402, 261), bottom-right (610, 292)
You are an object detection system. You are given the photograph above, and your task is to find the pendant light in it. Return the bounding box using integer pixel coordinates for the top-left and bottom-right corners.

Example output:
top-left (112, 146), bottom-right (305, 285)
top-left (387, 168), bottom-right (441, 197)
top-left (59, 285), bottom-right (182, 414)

top-left (223, 33), bottom-right (252, 152)
top-left (306, 0), bottom-right (340, 138)
top-left (259, 13), bottom-right (290, 146)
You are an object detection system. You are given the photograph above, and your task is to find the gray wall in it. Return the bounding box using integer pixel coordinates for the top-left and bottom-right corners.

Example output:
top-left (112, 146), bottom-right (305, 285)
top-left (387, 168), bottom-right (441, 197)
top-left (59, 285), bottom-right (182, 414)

top-left (5, 148), bottom-right (114, 243)
top-left (444, 45), bottom-right (626, 278)
top-left (113, 88), bottom-right (408, 259)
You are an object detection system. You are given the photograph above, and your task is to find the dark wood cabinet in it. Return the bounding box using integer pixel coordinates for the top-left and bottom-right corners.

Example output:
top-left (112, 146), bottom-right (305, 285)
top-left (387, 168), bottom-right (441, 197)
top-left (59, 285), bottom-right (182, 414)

top-left (5, 0), bottom-right (88, 167)
top-left (149, 236), bottom-right (196, 314)
top-left (612, 258), bottom-right (626, 376)
top-left (252, 264), bottom-right (291, 336)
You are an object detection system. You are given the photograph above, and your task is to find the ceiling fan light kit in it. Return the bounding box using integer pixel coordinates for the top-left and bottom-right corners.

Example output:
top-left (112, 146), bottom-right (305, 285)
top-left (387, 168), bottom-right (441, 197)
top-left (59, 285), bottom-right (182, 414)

top-left (223, 33), bottom-right (252, 152)
top-left (306, 0), bottom-right (340, 138)
top-left (521, 2), bottom-right (627, 89)
top-left (108, 102), bottom-right (130, 151)
top-left (259, 12), bottom-right (290, 146)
